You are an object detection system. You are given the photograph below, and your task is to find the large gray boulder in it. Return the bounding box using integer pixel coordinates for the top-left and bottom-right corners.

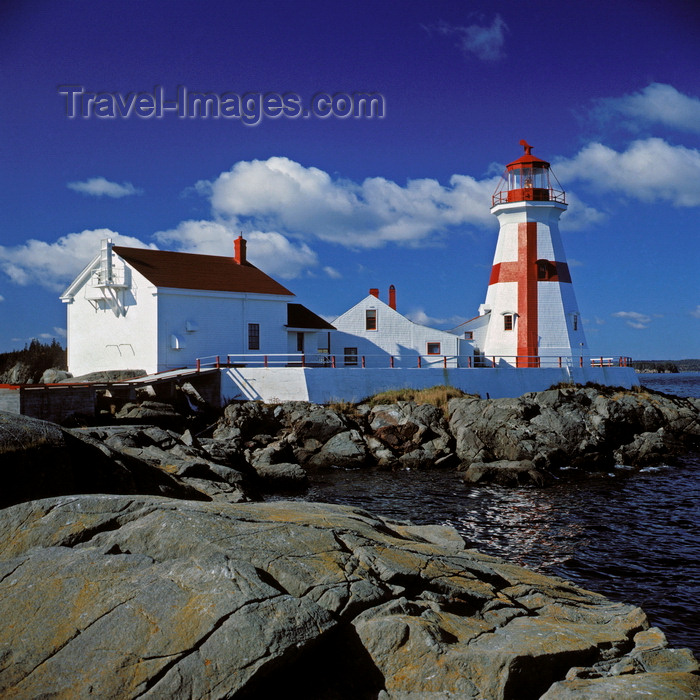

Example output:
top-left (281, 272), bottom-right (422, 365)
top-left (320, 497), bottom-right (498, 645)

top-left (366, 401), bottom-right (454, 468)
top-left (1, 495), bottom-right (696, 699)
top-left (0, 412), bottom-right (205, 508)
top-left (39, 368), bottom-right (72, 384)
top-left (307, 429), bottom-right (368, 468)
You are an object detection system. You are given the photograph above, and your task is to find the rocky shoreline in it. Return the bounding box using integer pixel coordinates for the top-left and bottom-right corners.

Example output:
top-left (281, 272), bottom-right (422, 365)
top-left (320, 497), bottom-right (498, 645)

top-left (80, 383), bottom-right (700, 496)
top-left (1, 384), bottom-right (699, 698)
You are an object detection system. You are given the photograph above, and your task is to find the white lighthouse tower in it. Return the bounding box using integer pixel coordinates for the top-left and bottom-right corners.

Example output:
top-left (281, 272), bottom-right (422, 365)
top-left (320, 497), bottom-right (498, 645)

top-left (477, 140), bottom-right (587, 367)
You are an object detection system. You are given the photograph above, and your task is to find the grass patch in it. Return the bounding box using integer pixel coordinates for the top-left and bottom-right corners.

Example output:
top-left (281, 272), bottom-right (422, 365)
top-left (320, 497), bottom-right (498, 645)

top-left (364, 385), bottom-right (474, 414)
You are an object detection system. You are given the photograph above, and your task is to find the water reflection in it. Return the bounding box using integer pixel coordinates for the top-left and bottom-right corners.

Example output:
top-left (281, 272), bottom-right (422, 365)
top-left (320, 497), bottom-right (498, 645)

top-left (444, 487), bottom-right (588, 571)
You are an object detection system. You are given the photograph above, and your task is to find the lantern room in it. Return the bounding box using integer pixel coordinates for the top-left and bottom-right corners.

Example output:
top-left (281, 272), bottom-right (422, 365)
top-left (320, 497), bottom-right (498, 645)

top-left (492, 140), bottom-right (566, 206)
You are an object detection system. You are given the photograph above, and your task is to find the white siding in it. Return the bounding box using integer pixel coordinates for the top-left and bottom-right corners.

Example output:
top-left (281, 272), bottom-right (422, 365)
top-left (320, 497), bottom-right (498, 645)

top-left (156, 290), bottom-right (292, 371)
top-left (331, 296), bottom-right (463, 368)
top-left (65, 264), bottom-right (159, 375)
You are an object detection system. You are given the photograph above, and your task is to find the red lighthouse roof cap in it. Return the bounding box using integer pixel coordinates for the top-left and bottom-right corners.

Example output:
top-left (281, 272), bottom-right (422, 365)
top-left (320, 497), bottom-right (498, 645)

top-left (505, 140), bottom-right (550, 170)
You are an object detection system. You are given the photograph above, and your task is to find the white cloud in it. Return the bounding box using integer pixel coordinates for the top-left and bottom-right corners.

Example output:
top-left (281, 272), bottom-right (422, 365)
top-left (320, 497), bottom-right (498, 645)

top-left (555, 138), bottom-right (700, 207)
top-left (154, 219), bottom-right (234, 256)
top-left (0, 294), bottom-right (4, 302)
top-left (0, 229), bottom-right (154, 291)
top-left (154, 219), bottom-right (318, 279)
top-left (426, 16), bottom-right (508, 61)
top-left (200, 157), bottom-right (498, 249)
top-left (323, 266), bottom-right (342, 279)
top-left (67, 177), bottom-right (143, 198)
top-left (246, 232), bottom-right (318, 279)
top-left (597, 83), bottom-right (700, 134)
top-left (559, 191), bottom-right (606, 230)
top-left (690, 305), bottom-right (700, 319)
top-left (612, 311), bottom-right (654, 329)
top-left (406, 308), bottom-right (468, 328)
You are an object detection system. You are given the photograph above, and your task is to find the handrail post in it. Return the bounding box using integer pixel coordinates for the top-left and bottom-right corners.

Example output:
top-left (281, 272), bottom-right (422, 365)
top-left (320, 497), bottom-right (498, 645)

top-left (216, 355), bottom-right (220, 369)
top-left (264, 355), bottom-right (268, 368)
top-left (361, 355), bottom-right (366, 368)
top-left (332, 355), bottom-right (336, 368)
top-left (196, 358), bottom-right (200, 372)
top-left (302, 353), bottom-right (306, 367)
top-left (580, 356), bottom-right (583, 368)
top-left (390, 355), bottom-right (394, 368)
top-left (417, 356), bottom-right (422, 368)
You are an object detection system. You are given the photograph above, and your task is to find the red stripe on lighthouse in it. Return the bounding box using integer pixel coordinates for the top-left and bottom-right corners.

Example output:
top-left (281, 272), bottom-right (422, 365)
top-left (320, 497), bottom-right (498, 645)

top-left (517, 222), bottom-right (539, 367)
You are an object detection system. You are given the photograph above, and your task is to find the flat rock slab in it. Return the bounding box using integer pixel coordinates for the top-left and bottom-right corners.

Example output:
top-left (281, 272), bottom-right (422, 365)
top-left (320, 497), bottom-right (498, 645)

top-left (0, 496), bottom-right (696, 699)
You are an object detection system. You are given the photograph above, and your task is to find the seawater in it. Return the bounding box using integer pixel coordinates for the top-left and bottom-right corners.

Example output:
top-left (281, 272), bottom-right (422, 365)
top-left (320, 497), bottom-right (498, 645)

top-left (275, 372), bottom-right (700, 656)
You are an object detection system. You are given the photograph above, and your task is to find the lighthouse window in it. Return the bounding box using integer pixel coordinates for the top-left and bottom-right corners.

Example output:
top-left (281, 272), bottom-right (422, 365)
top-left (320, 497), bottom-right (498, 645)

top-left (573, 314), bottom-right (578, 331)
top-left (365, 309), bottom-right (377, 330)
top-left (537, 260), bottom-right (548, 280)
top-left (504, 314), bottom-right (514, 331)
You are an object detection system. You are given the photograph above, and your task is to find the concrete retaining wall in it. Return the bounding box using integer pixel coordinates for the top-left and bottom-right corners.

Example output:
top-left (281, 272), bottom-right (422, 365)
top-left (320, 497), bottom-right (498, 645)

top-left (6, 386), bottom-right (97, 423)
top-left (0, 388), bottom-right (20, 413)
top-left (221, 366), bottom-right (639, 404)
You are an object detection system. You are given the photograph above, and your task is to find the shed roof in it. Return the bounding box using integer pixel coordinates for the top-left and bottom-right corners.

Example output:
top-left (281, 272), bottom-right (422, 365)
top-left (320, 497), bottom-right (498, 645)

top-left (287, 303), bottom-right (335, 330)
top-left (113, 246), bottom-right (294, 296)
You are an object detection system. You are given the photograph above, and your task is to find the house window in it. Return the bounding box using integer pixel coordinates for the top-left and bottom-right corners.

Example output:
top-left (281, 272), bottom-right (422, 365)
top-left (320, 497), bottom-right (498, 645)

top-left (427, 342), bottom-right (441, 355)
top-left (464, 331), bottom-right (473, 340)
top-left (248, 323), bottom-right (260, 350)
top-left (504, 314), bottom-right (514, 331)
top-left (344, 347), bottom-right (358, 366)
top-left (365, 309), bottom-right (377, 331)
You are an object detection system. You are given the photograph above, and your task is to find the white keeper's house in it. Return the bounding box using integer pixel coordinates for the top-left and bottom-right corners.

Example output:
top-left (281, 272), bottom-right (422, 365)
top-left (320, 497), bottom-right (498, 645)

top-left (331, 286), bottom-right (467, 368)
top-left (60, 236), bottom-right (334, 377)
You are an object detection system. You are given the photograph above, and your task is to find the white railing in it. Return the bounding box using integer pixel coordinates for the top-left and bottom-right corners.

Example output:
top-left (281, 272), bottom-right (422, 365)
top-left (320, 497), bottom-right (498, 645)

top-left (195, 353), bottom-right (633, 370)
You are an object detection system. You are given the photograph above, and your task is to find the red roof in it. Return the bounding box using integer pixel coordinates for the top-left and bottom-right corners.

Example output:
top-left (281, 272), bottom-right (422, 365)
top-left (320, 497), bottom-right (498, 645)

top-left (113, 246), bottom-right (294, 296)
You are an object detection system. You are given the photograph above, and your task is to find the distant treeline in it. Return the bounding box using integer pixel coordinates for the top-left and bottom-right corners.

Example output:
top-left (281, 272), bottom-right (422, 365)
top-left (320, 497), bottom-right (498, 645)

top-left (632, 359), bottom-right (700, 373)
top-left (0, 339), bottom-right (67, 382)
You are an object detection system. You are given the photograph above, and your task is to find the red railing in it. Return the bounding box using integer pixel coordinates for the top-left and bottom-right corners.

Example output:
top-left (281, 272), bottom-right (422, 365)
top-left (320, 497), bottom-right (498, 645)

top-left (195, 353), bottom-right (633, 371)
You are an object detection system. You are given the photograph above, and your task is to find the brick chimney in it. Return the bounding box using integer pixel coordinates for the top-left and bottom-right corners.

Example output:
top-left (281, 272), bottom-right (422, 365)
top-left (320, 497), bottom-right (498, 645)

top-left (234, 234), bottom-right (247, 264)
top-left (388, 284), bottom-right (396, 310)
top-left (369, 288), bottom-right (379, 298)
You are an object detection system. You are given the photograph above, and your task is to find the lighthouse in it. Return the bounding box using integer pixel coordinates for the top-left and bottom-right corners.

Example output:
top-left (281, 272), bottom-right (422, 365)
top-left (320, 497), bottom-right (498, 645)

top-left (477, 140), bottom-right (587, 367)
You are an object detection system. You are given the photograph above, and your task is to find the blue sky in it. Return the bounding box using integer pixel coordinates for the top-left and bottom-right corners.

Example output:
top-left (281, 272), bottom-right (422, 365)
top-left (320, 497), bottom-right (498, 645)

top-left (1, 0), bottom-right (698, 359)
